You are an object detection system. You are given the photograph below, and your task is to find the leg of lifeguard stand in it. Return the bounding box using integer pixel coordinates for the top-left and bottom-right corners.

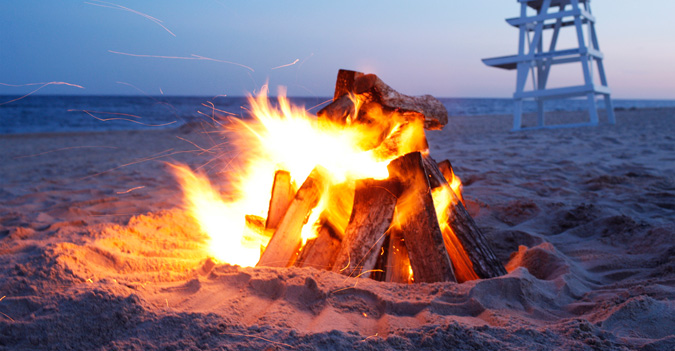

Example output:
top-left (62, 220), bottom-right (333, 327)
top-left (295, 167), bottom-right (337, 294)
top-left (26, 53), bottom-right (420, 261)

top-left (604, 94), bottom-right (616, 124)
top-left (587, 93), bottom-right (599, 125)
top-left (513, 99), bottom-right (523, 131)
top-left (536, 99), bottom-right (545, 127)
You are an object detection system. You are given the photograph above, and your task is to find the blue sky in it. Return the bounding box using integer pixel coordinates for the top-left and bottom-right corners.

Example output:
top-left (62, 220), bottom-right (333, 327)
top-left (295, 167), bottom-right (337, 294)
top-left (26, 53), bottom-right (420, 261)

top-left (1, 1), bottom-right (674, 98)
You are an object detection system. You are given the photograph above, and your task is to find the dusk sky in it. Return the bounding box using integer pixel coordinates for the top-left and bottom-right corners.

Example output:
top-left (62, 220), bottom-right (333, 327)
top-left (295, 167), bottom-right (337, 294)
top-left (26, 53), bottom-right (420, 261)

top-left (1, 1), bottom-right (674, 99)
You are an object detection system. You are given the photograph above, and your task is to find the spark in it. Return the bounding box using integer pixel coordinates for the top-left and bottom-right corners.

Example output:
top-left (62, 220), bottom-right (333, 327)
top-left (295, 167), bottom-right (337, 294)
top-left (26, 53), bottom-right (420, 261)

top-left (109, 50), bottom-right (254, 72)
top-left (68, 109), bottom-right (177, 127)
top-left (85, 0), bottom-right (176, 37)
top-left (13, 146), bottom-right (118, 160)
top-left (175, 136), bottom-right (215, 154)
top-left (116, 186), bottom-right (146, 194)
top-left (0, 82), bottom-right (84, 106)
top-left (306, 98), bottom-right (333, 112)
top-left (362, 333), bottom-right (379, 341)
top-left (271, 59), bottom-right (299, 70)
top-left (78, 148), bottom-right (194, 180)
top-left (0, 296), bottom-right (12, 322)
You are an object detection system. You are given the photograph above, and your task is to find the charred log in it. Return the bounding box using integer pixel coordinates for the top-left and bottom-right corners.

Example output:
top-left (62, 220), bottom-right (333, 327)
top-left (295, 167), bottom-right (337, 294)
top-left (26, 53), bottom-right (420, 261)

top-left (332, 178), bottom-right (400, 278)
top-left (423, 156), bottom-right (506, 280)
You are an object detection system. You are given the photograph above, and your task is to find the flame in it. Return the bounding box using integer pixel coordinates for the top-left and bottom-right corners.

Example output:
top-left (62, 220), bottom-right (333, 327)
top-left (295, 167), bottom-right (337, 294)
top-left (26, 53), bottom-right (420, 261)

top-left (174, 86), bottom-right (410, 266)
top-left (448, 169), bottom-right (465, 207)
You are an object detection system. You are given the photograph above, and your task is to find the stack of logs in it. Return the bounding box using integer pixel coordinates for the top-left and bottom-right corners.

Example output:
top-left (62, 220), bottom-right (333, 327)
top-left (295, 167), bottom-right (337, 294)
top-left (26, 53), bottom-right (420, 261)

top-left (253, 70), bottom-right (506, 283)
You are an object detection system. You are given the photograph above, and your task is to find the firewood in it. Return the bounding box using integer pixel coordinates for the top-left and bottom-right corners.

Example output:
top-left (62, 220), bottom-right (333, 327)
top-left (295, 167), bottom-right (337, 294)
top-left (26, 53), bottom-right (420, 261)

top-left (257, 166), bottom-right (329, 267)
top-left (319, 69), bottom-right (448, 130)
top-left (443, 197), bottom-right (507, 279)
top-left (387, 151), bottom-right (457, 283)
top-left (385, 227), bottom-right (413, 283)
top-left (265, 170), bottom-right (295, 230)
top-left (423, 156), bottom-right (506, 280)
top-left (332, 178), bottom-right (401, 278)
top-left (294, 224), bottom-right (341, 270)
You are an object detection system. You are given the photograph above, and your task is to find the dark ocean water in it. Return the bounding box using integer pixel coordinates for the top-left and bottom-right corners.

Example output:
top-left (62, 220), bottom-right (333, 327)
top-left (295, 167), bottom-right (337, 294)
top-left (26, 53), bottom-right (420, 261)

top-left (1, 95), bottom-right (674, 135)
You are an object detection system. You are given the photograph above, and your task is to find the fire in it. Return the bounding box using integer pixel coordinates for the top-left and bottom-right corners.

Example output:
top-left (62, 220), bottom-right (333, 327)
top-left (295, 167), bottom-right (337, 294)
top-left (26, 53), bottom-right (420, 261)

top-left (173, 86), bottom-right (409, 266)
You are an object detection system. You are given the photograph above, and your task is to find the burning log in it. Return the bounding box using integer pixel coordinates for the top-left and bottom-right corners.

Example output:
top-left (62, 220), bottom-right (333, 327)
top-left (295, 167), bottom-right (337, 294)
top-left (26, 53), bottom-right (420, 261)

top-left (388, 151), bottom-right (457, 283)
top-left (318, 69), bottom-right (448, 130)
top-left (423, 156), bottom-right (507, 280)
top-left (385, 227), bottom-right (413, 284)
top-left (294, 224), bottom-right (341, 270)
top-left (332, 178), bottom-right (401, 278)
top-left (265, 170), bottom-right (295, 230)
top-left (257, 166), bottom-right (329, 267)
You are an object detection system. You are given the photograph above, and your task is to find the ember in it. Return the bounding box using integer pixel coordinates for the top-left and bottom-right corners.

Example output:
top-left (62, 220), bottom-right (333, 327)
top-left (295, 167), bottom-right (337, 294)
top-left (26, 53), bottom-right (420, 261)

top-left (174, 69), bottom-right (506, 283)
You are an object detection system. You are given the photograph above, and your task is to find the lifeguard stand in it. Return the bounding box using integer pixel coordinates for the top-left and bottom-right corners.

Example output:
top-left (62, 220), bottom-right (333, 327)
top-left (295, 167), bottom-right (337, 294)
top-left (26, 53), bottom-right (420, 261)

top-left (482, 0), bottom-right (615, 130)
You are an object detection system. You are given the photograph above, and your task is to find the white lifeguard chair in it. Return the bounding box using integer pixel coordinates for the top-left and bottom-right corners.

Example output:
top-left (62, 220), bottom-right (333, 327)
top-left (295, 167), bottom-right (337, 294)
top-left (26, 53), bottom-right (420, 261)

top-left (482, 0), bottom-right (615, 130)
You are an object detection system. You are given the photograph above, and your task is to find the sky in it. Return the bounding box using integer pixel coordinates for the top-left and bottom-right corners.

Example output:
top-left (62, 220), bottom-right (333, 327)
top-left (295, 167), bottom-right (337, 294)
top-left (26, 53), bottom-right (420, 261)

top-left (1, 0), bottom-right (674, 99)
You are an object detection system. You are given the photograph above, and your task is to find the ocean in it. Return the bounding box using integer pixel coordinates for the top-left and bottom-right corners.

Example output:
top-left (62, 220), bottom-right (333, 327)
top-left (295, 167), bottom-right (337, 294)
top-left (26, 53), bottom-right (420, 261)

top-left (1, 95), bottom-right (674, 135)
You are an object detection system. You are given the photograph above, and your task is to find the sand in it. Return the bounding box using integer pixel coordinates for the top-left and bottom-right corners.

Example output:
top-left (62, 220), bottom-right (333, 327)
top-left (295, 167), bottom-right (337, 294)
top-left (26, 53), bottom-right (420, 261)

top-left (1, 108), bottom-right (674, 350)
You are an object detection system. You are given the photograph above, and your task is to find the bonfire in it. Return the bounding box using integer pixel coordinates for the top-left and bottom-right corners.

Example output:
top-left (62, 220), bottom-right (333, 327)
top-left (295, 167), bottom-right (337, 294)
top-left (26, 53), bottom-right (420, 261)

top-left (173, 70), bottom-right (505, 284)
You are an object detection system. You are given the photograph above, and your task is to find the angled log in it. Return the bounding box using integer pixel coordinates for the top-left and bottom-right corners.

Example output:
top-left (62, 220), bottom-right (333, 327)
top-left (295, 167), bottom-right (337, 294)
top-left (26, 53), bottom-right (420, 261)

top-left (423, 156), bottom-right (506, 279)
top-left (387, 151), bottom-right (456, 283)
top-left (294, 224), bottom-right (342, 271)
top-left (442, 197), bottom-right (507, 279)
top-left (318, 69), bottom-right (448, 130)
top-left (265, 170), bottom-right (295, 230)
top-left (332, 178), bottom-right (401, 279)
top-left (385, 227), bottom-right (413, 283)
top-left (257, 166), bottom-right (329, 267)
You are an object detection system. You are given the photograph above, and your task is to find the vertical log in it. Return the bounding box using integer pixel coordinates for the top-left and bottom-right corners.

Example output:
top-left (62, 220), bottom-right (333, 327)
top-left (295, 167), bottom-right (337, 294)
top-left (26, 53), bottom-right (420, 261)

top-left (294, 225), bottom-right (342, 271)
top-left (387, 151), bottom-right (456, 283)
top-left (332, 178), bottom-right (400, 278)
top-left (266, 170), bottom-right (294, 230)
top-left (257, 166), bottom-right (329, 267)
top-left (385, 227), bottom-right (413, 283)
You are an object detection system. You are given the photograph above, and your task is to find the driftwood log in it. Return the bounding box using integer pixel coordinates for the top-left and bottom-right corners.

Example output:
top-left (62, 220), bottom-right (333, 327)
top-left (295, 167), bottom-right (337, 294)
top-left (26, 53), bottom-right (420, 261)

top-left (257, 166), bottom-right (329, 267)
top-left (319, 69), bottom-right (448, 130)
top-left (332, 178), bottom-right (400, 278)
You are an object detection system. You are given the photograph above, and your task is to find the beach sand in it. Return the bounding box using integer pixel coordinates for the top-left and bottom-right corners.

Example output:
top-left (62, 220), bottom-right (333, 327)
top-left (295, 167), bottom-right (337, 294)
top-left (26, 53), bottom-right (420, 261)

top-left (1, 108), bottom-right (674, 350)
